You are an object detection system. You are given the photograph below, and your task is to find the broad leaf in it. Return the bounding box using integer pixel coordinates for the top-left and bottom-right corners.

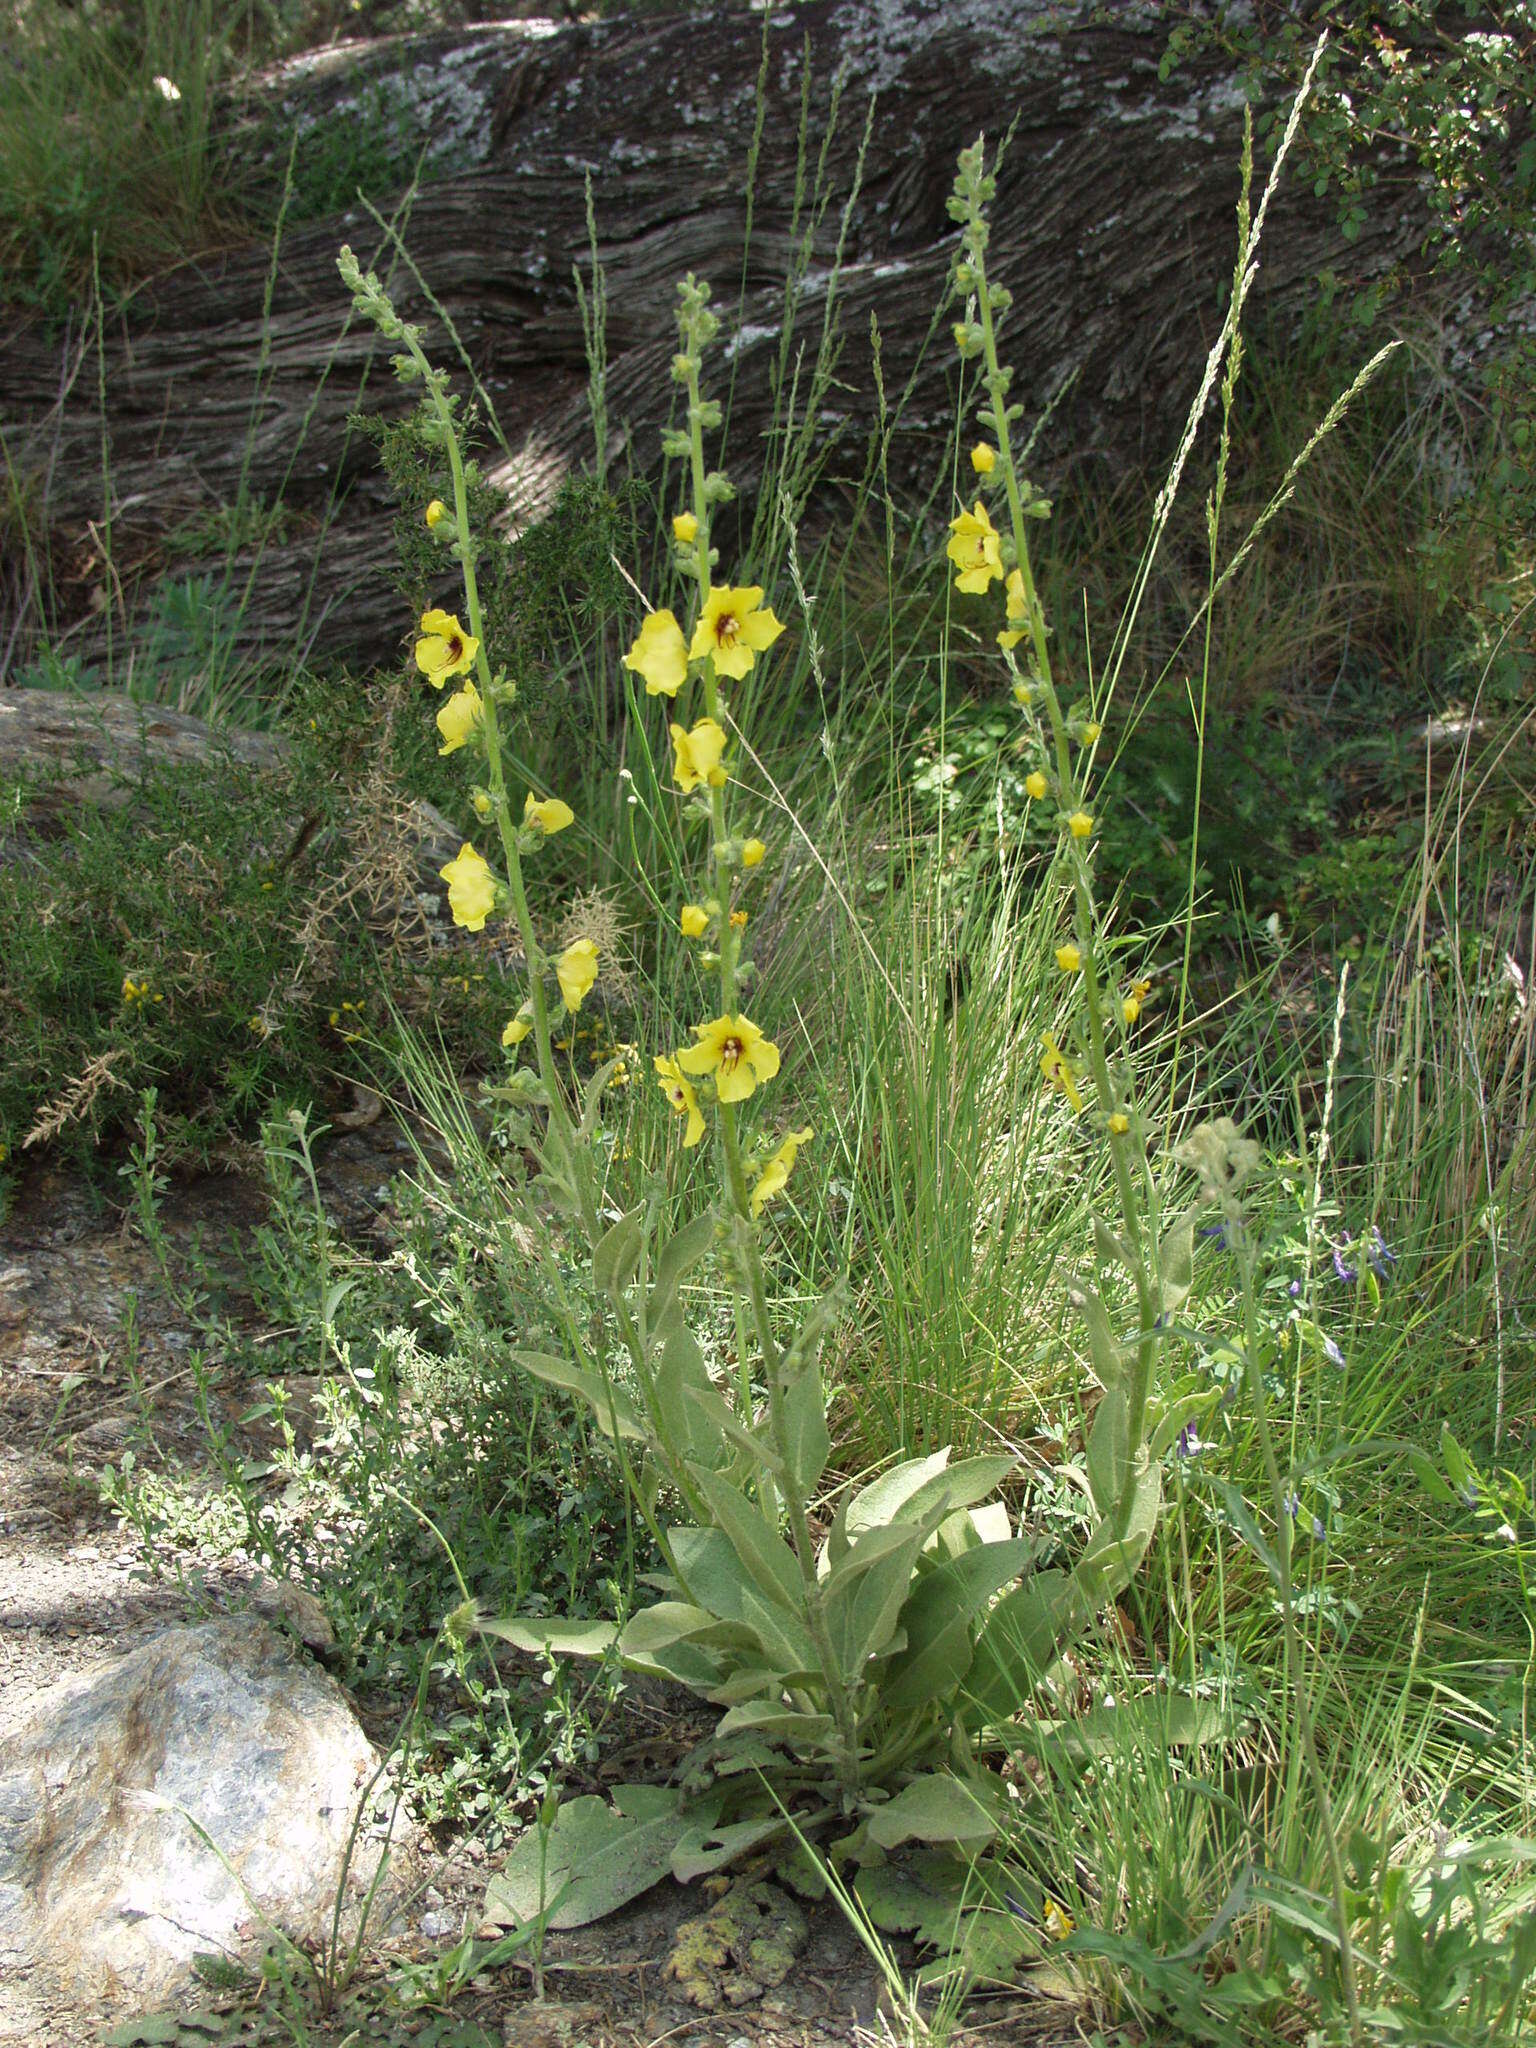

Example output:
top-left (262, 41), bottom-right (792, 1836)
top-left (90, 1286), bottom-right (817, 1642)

top-left (1071, 1282), bottom-right (1127, 1394)
top-left (880, 1537), bottom-right (1035, 1716)
top-left (777, 1355), bottom-right (831, 1497)
top-left (477, 1615), bottom-right (617, 1659)
top-left (866, 1772), bottom-right (1003, 1850)
top-left (846, 1450), bottom-right (1014, 1539)
top-left (1012, 1693), bottom-right (1231, 1765)
top-left (512, 1350), bottom-right (646, 1443)
top-left (1086, 1385), bottom-right (1130, 1516)
top-left (691, 1466), bottom-right (804, 1610)
top-left (684, 1383), bottom-right (784, 1476)
top-left (647, 1210), bottom-right (717, 1338)
top-left (653, 1325), bottom-right (726, 1470)
top-left (671, 1814), bottom-right (789, 1885)
top-left (592, 1206), bottom-right (644, 1301)
top-left (967, 1570), bottom-right (1084, 1723)
top-left (1158, 1211), bottom-right (1197, 1312)
top-left (1074, 1464), bottom-right (1162, 1602)
top-left (484, 1790), bottom-right (699, 1929)
top-left (855, 1850), bottom-right (971, 1944)
top-left (823, 1519), bottom-right (926, 1680)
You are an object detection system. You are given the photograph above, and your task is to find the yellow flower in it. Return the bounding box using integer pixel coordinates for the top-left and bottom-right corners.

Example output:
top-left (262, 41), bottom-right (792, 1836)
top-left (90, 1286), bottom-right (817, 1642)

top-left (689, 586), bottom-right (785, 682)
top-left (676, 1013), bottom-right (780, 1104)
top-left (670, 716), bottom-right (728, 793)
top-left (1042, 1898), bottom-right (1075, 1942)
top-left (654, 1055), bottom-right (706, 1147)
top-left (556, 939), bottom-right (599, 1013)
top-left (622, 608), bottom-right (689, 697)
top-left (741, 837), bottom-right (766, 868)
top-left (1067, 810), bottom-right (1094, 839)
top-left (502, 1005), bottom-right (533, 1047)
top-left (524, 792), bottom-right (575, 835)
top-left (1055, 943), bottom-right (1082, 974)
top-left (1121, 996), bottom-right (1141, 1026)
top-left (672, 511), bottom-right (699, 543)
top-left (1039, 1033), bottom-right (1085, 1113)
top-left (415, 608), bottom-right (478, 690)
top-left (425, 499), bottom-right (448, 530)
top-left (970, 442), bottom-right (997, 476)
top-left (440, 843), bottom-right (497, 932)
top-left (750, 1126), bottom-right (814, 1219)
top-left (1013, 679), bottom-right (1034, 706)
top-left (1107, 1112), bottom-right (1131, 1135)
top-left (998, 567), bottom-right (1028, 650)
top-left (472, 789), bottom-right (494, 821)
top-left (945, 501), bottom-right (1003, 594)
top-left (435, 679), bottom-right (483, 755)
top-left (122, 975), bottom-right (146, 1004)
top-left (730, 909), bottom-right (748, 929)
top-left (1081, 721), bottom-right (1102, 744)
top-left (679, 904), bottom-right (710, 938)
top-left (1025, 771), bottom-right (1048, 801)
top-left (952, 321), bottom-right (970, 351)
top-left (1131, 977), bottom-right (1152, 1000)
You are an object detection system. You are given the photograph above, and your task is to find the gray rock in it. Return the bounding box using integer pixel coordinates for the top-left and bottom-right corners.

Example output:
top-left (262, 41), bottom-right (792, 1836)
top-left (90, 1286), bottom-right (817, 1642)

top-left (0, 1619), bottom-right (408, 2008)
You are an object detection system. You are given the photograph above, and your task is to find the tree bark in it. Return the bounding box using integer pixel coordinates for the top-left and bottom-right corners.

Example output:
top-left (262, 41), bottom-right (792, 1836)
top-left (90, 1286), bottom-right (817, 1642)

top-left (1, 0), bottom-right (1434, 679)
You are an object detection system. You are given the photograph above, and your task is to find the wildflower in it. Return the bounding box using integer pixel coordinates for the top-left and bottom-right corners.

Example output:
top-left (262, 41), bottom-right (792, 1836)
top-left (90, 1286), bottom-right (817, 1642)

top-left (1332, 1235), bottom-right (1358, 1286)
top-left (1323, 1334), bottom-right (1346, 1369)
top-left (502, 1006), bottom-right (534, 1048)
top-left (1024, 771), bottom-right (1048, 801)
top-left (998, 567), bottom-right (1028, 650)
top-left (1080, 721), bottom-right (1102, 744)
top-left (689, 586), bottom-right (785, 682)
top-left (472, 789), bottom-right (494, 820)
top-left (622, 608), bottom-right (689, 697)
top-left (1108, 1111), bottom-right (1130, 1135)
top-left (671, 716), bottom-right (728, 793)
top-left (1368, 1226), bottom-right (1397, 1279)
top-left (740, 837), bottom-right (766, 868)
top-left (1039, 1033), bottom-right (1084, 1113)
top-left (676, 1012), bottom-right (780, 1103)
top-left (679, 904), bottom-right (710, 938)
top-left (945, 501), bottom-right (1003, 594)
top-left (1055, 943), bottom-right (1082, 975)
top-left (1175, 1423), bottom-right (1205, 1460)
top-left (1013, 679), bottom-right (1035, 706)
top-left (435, 679), bottom-right (483, 755)
top-left (1122, 995), bottom-right (1141, 1025)
top-left (248, 1013), bottom-right (269, 1036)
top-left (730, 909), bottom-right (748, 929)
top-left (425, 499), bottom-right (448, 530)
top-left (524, 792), bottom-right (575, 835)
top-left (440, 843), bottom-right (497, 932)
top-left (556, 939), bottom-right (599, 1013)
top-left (1042, 1898), bottom-right (1075, 1942)
top-left (415, 608), bottom-right (478, 689)
top-left (750, 1126), bottom-right (814, 1219)
top-left (672, 511), bottom-right (699, 543)
top-left (1067, 810), bottom-right (1094, 839)
top-left (970, 442), bottom-right (997, 476)
top-left (654, 1055), bottom-right (706, 1148)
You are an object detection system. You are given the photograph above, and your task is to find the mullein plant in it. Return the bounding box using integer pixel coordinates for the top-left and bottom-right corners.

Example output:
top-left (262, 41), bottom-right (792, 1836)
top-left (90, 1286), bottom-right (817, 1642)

top-left (337, 217), bottom-right (1229, 1961)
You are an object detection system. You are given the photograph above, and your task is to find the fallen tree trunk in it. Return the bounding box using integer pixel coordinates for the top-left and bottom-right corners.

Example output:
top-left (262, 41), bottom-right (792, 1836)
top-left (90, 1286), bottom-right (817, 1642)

top-left (1, 0), bottom-right (1435, 678)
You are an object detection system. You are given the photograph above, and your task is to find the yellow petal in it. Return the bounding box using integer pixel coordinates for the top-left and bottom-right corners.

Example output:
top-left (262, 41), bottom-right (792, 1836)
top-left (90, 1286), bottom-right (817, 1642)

top-left (622, 609), bottom-right (689, 697)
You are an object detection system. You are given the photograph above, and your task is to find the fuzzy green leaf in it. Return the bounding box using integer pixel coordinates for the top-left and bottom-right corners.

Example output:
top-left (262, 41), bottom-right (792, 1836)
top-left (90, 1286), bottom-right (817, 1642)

top-left (1072, 1282), bottom-right (1128, 1394)
top-left (484, 1790), bottom-right (698, 1929)
top-left (1158, 1211), bottom-right (1197, 1312)
top-left (647, 1210), bottom-right (717, 1337)
top-left (592, 1206), bottom-right (644, 1301)
top-left (512, 1350), bottom-right (646, 1443)
top-left (1086, 1385), bottom-right (1130, 1516)
top-left (476, 1615), bottom-right (618, 1659)
top-left (865, 1773), bottom-right (1003, 1850)
top-left (690, 1467), bottom-right (804, 1610)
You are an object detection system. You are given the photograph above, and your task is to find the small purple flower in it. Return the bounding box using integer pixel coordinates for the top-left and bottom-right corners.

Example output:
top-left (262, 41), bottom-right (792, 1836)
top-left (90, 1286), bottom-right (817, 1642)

top-left (1287, 1278), bottom-right (1303, 1299)
top-left (1200, 1222), bottom-right (1232, 1249)
top-left (1332, 1232), bottom-right (1359, 1286)
top-left (1323, 1334), bottom-right (1346, 1369)
top-left (1283, 1489), bottom-right (1302, 1519)
top-left (1311, 1515), bottom-right (1327, 1541)
top-left (1176, 1423), bottom-right (1205, 1460)
top-left (1368, 1227), bottom-right (1396, 1280)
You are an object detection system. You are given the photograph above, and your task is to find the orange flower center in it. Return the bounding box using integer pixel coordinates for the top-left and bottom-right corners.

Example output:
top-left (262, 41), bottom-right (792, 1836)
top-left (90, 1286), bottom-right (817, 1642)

top-left (446, 634), bottom-right (463, 661)
top-left (719, 1035), bottom-right (745, 1071)
top-left (715, 611), bottom-right (741, 648)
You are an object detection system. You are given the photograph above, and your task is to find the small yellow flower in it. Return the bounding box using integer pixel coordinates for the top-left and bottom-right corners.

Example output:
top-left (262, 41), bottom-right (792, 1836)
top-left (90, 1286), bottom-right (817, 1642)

top-left (1081, 721), bottom-right (1102, 744)
top-left (998, 567), bottom-right (1028, 649)
top-left (440, 843), bottom-right (497, 932)
top-left (676, 1013), bottom-right (780, 1104)
top-left (1042, 1898), bottom-right (1075, 1942)
top-left (1025, 771), bottom-right (1048, 801)
top-left (1067, 810), bottom-right (1094, 839)
top-left (689, 586), bottom-right (785, 682)
top-left (1055, 943), bottom-right (1082, 974)
top-left (414, 608), bottom-right (478, 690)
top-left (472, 789), bottom-right (494, 820)
top-left (1131, 978), bottom-right (1152, 1000)
top-left (750, 1126), bottom-right (814, 1219)
top-left (1107, 1112), bottom-right (1131, 1135)
top-left (952, 321), bottom-right (970, 352)
top-left (945, 501), bottom-right (1003, 594)
top-left (1122, 996), bottom-right (1141, 1026)
top-left (435, 679), bottom-right (483, 755)
top-left (1039, 1033), bottom-right (1085, 1114)
top-left (654, 1054), bottom-right (706, 1148)
top-left (670, 716), bottom-right (728, 793)
top-left (730, 909), bottom-right (748, 929)
top-left (556, 939), bottom-right (599, 1013)
top-left (672, 511), bottom-right (699, 543)
top-left (679, 904), bottom-right (710, 938)
top-left (502, 1006), bottom-right (534, 1048)
top-left (970, 442), bottom-right (997, 476)
top-left (524, 792), bottom-right (575, 834)
top-left (740, 837), bottom-right (766, 869)
top-left (622, 608), bottom-right (689, 697)
top-left (425, 499), bottom-right (448, 530)
top-left (1012, 679), bottom-right (1034, 706)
